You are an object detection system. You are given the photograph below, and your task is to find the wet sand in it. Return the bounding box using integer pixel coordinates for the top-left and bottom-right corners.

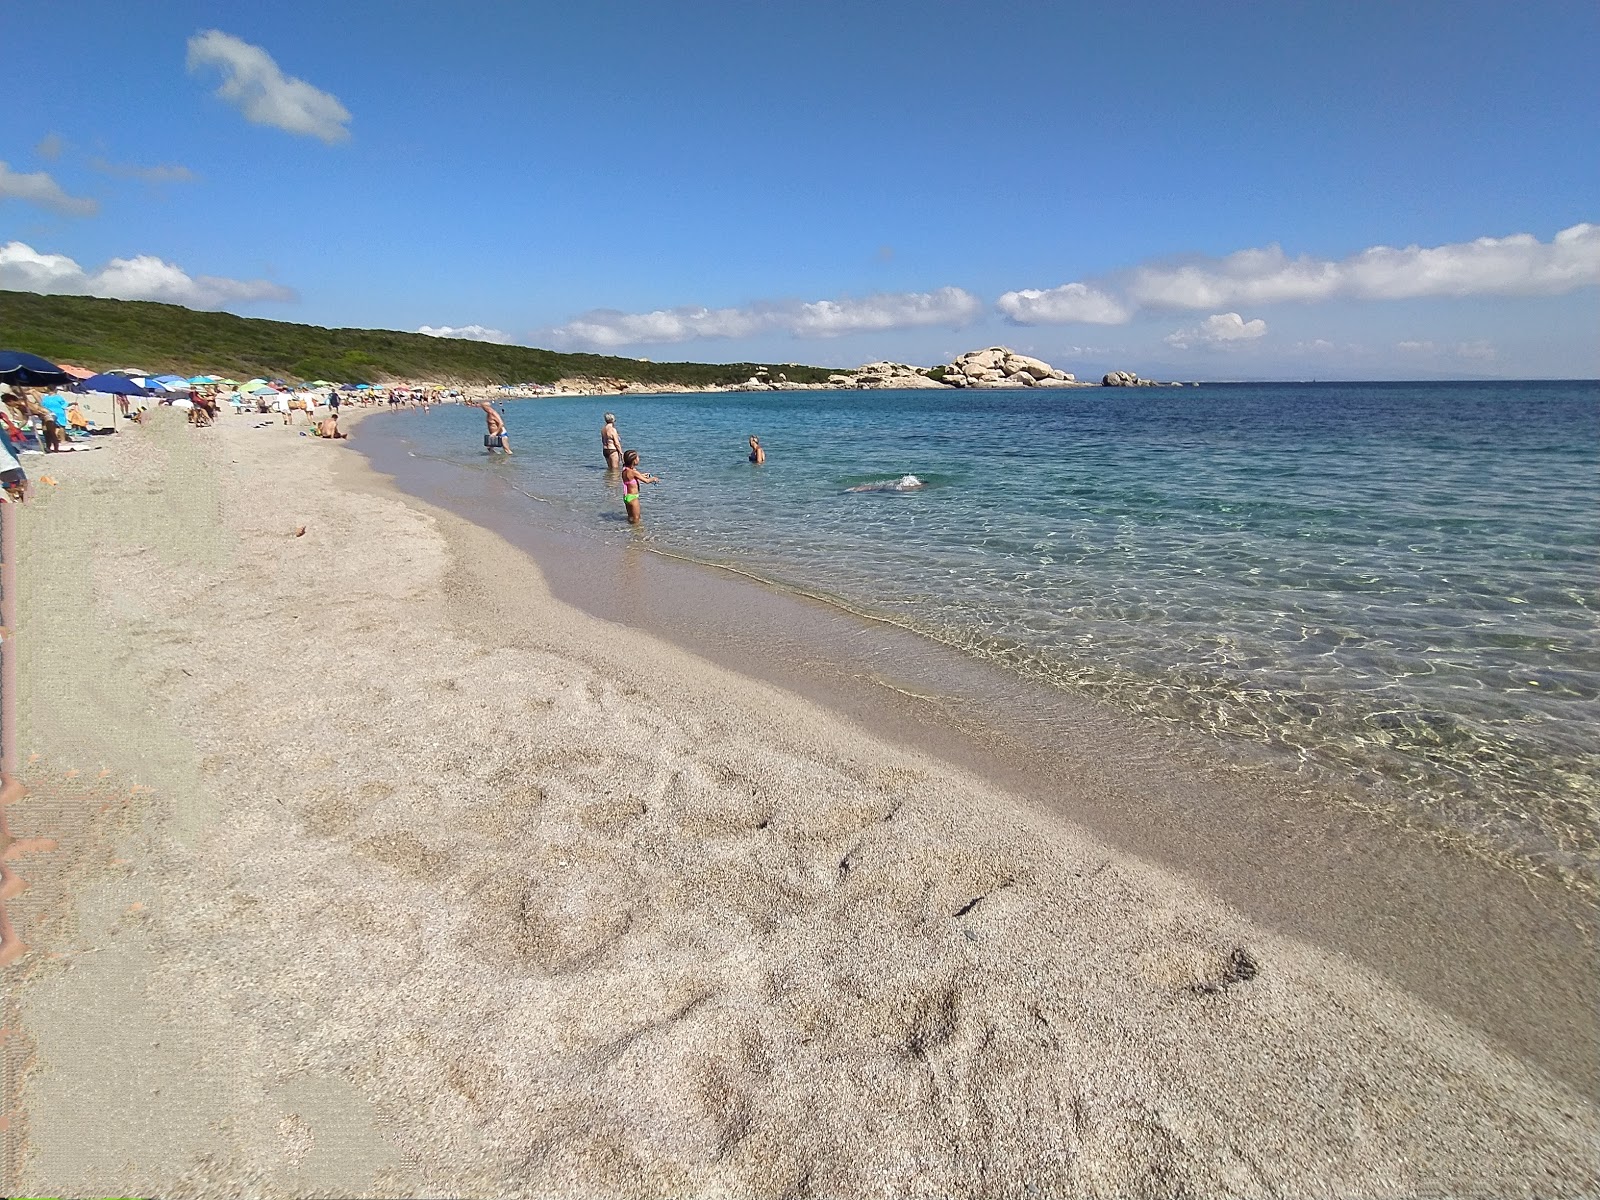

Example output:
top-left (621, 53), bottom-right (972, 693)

top-left (5, 408), bottom-right (1598, 1199)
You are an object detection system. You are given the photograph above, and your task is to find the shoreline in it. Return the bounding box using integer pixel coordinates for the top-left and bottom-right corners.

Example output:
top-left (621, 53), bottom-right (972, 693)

top-left (357, 408), bottom-right (1599, 1087)
top-left (6, 410), bottom-right (1597, 1197)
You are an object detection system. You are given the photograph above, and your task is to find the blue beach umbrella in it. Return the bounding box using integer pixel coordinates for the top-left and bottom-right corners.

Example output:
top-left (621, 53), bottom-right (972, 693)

top-left (75, 373), bottom-right (150, 396)
top-left (0, 350), bottom-right (73, 388)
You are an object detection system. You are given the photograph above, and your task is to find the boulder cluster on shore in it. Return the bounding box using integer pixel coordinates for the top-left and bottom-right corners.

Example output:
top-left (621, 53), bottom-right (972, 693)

top-left (939, 346), bottom-right (1079, 388)
top-left (714, 347), bottom-right (1178, 392)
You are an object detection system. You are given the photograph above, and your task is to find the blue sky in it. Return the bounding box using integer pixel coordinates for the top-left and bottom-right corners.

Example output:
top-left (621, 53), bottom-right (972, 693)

top-left (3, 0), bottom-right (1596, 379)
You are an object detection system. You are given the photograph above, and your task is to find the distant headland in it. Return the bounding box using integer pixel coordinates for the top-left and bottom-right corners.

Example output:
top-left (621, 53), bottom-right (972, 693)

top-left (0, 290), bottom-right (1178, 395)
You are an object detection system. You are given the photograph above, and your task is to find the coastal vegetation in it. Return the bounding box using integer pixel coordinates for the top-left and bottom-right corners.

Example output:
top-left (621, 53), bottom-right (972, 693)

top-left (0, 290), bottom-right (845, 387)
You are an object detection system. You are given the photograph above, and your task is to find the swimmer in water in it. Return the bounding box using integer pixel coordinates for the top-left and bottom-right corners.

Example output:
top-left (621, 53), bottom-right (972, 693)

top-left (846, 474), bottom-right (923, 493)
top-left (621, 448), bottom-right (659, 524)
top-left (748, 434), bottom-right (765, 464)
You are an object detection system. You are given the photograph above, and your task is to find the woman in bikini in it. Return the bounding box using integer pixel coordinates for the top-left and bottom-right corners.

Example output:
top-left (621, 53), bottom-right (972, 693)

top-left (620, 449), bottom-right (658, 524)
top-left (601, 412), bottom-right (622, 471)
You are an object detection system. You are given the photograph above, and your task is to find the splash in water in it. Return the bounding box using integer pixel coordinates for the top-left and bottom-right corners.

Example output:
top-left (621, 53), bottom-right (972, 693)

top-left (847, 474), bottom-right (924, 493)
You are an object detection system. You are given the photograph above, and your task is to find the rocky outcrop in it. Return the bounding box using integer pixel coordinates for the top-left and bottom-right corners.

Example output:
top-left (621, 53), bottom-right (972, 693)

top-left (1101, 371), bottom-right (1171, 387)
top-left (823, 362), bottom-right (947, 390)
top-left (853, 361), bottom-right (947, 389)
top-left (941, 346), bottom-right (1079, 388)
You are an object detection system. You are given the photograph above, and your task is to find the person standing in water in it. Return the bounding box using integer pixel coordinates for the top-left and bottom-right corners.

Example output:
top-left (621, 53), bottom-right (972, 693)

top-left (748, 434), bottom-right (765, 464)
top-left (474, 400), bottom-right (512, 453)
top-left (620, 449), bottom-right (658, 524)
top-left (601, 412), bottom-right (622, 470)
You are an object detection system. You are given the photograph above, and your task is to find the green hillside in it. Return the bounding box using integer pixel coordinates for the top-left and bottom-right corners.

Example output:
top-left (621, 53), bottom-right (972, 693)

top-left (0, 290), bottom-right (845, 387)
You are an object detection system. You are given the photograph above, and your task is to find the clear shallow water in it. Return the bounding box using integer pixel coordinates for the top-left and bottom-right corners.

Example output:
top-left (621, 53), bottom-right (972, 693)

top-left (385, 382), bottom-right (1600, 877)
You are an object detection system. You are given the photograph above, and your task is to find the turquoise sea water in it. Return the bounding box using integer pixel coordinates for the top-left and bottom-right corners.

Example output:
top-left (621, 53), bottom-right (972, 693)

top-left (380, 382), bottom-right (1600, 879)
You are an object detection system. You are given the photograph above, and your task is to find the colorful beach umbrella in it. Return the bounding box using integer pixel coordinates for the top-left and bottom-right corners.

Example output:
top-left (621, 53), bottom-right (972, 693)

top-left (57, 363), bottom-right (96, 380)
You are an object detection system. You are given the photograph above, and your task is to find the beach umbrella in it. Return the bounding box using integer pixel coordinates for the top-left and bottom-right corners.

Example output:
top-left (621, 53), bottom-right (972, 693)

top-left (0, 350), bottom-right (73, 388)
top-left (75, 373), bottom-right (149, 396)
top-left (106, 368), bottom-right (151, 378)
top-left (188, 374), bottom-right (220, 384)
top-left (57, 363), bottom-right (96, 380)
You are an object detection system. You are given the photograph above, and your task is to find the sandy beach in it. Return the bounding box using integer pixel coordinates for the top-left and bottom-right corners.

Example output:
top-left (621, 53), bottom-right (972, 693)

top-left (4, 408), bottom-right (1597, 1199)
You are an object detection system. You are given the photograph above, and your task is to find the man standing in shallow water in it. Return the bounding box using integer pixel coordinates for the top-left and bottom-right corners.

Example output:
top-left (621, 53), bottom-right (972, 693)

top-left (601, 412), bottom-right (622, 470)
top-left (474, 400), bottom-right (512, 453)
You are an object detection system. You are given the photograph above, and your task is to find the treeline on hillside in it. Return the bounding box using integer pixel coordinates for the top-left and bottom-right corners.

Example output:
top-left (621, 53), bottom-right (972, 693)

top-left (0, 291), bottom-right (845, 387)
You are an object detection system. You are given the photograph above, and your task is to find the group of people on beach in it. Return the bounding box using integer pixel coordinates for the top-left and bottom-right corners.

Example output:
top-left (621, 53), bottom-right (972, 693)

top-left (475, 404), bottom-right (766, 525)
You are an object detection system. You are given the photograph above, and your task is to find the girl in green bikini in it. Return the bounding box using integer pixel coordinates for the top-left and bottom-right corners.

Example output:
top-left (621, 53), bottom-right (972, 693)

top-left (620, 449), bottom-right (659, 524)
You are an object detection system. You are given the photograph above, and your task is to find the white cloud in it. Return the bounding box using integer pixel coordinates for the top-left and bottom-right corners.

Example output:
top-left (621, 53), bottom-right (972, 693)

top-left (1163, 312), bottom-right (1268, 350)
top-left (0, 240), bottom-right (295, 309)
top-left (0, 161), bottom-right (98, 217)
top-left (418, 324), bottom-right (512, 344)
top-left (1454, 339), bottom-right (1497, 362)
top-left (545, 287), bottom-right (981, 349)
top-left (1127, 223), bottom-right (1600, 310)
top-left (995, 282), bottom-right (1131, 325)
top-left (89, 158), bottom-right (199, 184)
top-left (36, 133), bottom-right (64, 161)
top-left (1297, 338), bottom-right (1339, 354)
top-left (789, 288), bottom-right (982, 336)
top-left (186, 30), bottom-right (351, 144)
top-left (1396, 339), bottom-right (1437, 353)
top-left (999, 223), bottom-right (1600, 325)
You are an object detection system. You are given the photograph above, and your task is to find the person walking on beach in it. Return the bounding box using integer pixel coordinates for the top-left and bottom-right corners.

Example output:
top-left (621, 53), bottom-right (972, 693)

top-left (620, 449), bottom-right (658, 524)
top-left (474, 400), bottom-right (512, 453)
top-left (748, 434), bottom-right (765, 464)
top-left (601, 412), bottom-right (622, 470)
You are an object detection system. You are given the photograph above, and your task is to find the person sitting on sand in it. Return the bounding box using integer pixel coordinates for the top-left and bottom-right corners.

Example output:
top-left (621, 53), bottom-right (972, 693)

top-left (601, 412), bottom-right (622, 470)
top-left (620, 449), bottom-right (658, 524)
top-left (474, 400), bottom-right (512, 453)
top-left (316, 414), bottom-right (347, 439)
top-left (748, 434), bottom-right (765, 464)
top-left (67, 399), bottom-right (92, 432)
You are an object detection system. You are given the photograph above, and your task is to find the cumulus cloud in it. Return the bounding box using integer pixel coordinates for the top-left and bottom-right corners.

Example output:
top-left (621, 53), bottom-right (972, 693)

top-left (187, 30), bottom-right (351, 144)
top-left (0, 240), bottom-right (295, 309)
top-left (1454, 339), bottom-right (1497, 362)
top-left (0, 161), bottom-right (98, 217)
top-left (89, 158), bottom-right (199, 184)
top-left (999, 223), bottom-right (1600, 324)
top-left (35, 133), bottom-right (65, 161)
top-left (545, 287), bottom-right (981, 349)
top-left (995, 282), bottom-right (1131, 325)
top-left (418, 324), bottom-right (512, 344)
top-left (1396, 339), bottom-right (1437, 353)
top-left (1163, 312), bottom-right (1268, 350)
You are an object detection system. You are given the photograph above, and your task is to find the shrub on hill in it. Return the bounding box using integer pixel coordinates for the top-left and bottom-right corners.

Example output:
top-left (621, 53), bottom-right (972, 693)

top-left (0, 290), bottom-right (844, 387)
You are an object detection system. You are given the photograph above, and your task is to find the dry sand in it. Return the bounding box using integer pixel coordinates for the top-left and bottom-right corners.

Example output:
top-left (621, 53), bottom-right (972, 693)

top-left (4, 409), bottom-right (1597, 1199)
